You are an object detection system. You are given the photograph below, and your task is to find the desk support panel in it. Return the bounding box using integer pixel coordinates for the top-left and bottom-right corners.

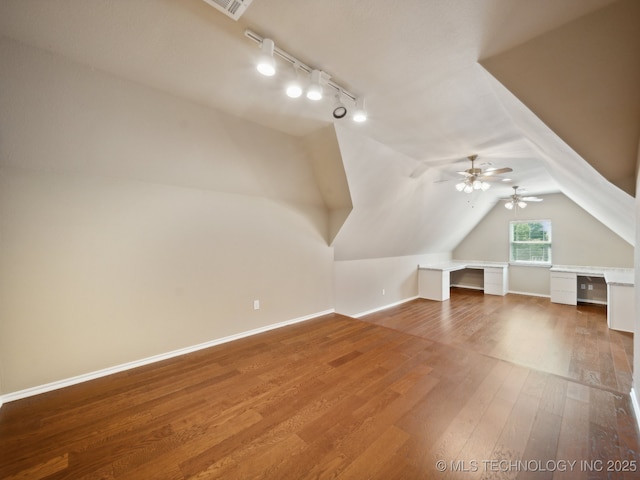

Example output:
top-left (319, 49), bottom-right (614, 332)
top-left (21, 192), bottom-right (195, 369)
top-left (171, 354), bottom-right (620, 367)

top-left (418, 269), bottom-right (450, 301)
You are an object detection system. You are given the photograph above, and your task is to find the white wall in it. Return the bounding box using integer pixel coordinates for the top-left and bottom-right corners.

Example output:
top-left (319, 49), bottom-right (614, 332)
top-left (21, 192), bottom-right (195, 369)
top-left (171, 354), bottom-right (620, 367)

top-left (453, 192), bottom-right (633, 296)
top-left (331, 126), bottom-right (498, 261)
top-left (0, 39), bottom-right (333, 394)
top-left (632, 141), bottom-right (640, 420)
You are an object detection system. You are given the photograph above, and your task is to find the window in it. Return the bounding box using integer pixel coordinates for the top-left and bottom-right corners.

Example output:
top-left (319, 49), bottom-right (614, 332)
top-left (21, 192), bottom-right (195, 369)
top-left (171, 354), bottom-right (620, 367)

top-left (509, 220), bottom-right (552, 265)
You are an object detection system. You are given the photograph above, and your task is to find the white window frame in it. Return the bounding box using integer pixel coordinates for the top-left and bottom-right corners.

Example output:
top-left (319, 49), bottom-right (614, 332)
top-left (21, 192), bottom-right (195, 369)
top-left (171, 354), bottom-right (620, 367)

top-left (509, 219), bottom-right (552, 266)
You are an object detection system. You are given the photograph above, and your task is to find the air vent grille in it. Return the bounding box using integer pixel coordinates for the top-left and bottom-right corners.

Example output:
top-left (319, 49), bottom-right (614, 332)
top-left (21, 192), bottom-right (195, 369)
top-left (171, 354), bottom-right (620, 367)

top-left (202, 0), bottom-right (254, 21)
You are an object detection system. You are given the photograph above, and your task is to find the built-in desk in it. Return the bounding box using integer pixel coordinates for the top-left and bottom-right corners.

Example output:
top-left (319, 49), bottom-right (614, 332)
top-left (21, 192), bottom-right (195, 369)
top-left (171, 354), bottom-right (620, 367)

top-left (418, 261), bottom-right (508, 301)
top-left (550, 265), bottom-right (635, 333)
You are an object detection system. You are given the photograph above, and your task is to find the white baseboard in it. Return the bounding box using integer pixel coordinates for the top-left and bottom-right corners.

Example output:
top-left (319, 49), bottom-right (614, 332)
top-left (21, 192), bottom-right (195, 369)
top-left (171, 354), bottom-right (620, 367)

top-left (631, 388), bottom-right (640, 433)
top-left (0, 309), bottom-right (334, 406)
top-left (508, 290), bottom-right (551, 298)
top-left (352, 296), bottom-right (418, 318)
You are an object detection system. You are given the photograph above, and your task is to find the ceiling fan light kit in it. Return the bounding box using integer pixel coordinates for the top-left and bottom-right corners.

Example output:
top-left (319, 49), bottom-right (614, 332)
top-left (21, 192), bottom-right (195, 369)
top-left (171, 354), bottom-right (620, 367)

top-left (455, 178), bottom-right (490, 193)
top-left (504, 186), bottom-right (543, 210)
top-left (455, 155), bottom-right (512, 194)
top-left (245, 30), bottom-right (367, 123)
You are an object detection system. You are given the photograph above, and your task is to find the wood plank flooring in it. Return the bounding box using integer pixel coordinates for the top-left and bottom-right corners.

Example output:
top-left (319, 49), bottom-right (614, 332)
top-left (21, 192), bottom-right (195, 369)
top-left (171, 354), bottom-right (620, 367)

top-left (1, 289), bottom-right (638, 479)
top-left (365, 289), bottom-right (634, 395)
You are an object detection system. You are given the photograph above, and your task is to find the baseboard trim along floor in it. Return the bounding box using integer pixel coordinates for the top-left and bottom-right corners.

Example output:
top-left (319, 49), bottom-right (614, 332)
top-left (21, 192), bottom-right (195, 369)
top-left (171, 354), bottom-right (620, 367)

top-left (0, 308), bottom-right (335, 406)
top-left (352, 296), bottom-right (419, 318)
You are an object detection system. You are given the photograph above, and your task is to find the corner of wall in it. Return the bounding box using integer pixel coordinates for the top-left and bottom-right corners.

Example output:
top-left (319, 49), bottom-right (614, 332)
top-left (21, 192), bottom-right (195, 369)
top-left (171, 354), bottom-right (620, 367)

top-left (302, 126), bottom-right (353, 245)
top-left (333, 252), bottom-right (451, 317)
top-left (632, 136), bottom-right (640, 432)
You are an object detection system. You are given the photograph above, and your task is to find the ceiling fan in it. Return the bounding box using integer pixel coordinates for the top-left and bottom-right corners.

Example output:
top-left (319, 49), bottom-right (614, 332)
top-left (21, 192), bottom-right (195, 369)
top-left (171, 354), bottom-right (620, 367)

top-left (504, 186), bottom-right (543, 210)
top-left (455, 155), bottom-right (513, 193)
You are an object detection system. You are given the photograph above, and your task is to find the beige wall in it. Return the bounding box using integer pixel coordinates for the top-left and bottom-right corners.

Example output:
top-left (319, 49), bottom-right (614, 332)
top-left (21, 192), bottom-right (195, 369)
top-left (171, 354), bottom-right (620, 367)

top-left (0, 39), bottom-right (333, 394)
top-left (482, 0), bottom-right (640, 195)
top-left (334, 253), bottom-right (450, 317)
top-left (453, 192), bottom-right (633, 296)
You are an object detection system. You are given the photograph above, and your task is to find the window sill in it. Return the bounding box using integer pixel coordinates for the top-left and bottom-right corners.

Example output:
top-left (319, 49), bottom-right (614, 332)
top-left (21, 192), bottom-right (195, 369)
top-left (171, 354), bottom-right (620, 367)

top-left (509, 262), bottom-right (552, 268)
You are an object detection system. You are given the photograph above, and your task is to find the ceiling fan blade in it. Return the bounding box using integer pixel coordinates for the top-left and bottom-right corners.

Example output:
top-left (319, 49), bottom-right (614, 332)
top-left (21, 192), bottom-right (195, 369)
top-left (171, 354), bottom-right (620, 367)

top-left (480, 176), bottom-right (511, 182)
top-left (522, 197), bottom-right (543, 202)
top-left (457, 171), bottom-right (472, 176)
top-left (482, 167), bottom-right (513, 176)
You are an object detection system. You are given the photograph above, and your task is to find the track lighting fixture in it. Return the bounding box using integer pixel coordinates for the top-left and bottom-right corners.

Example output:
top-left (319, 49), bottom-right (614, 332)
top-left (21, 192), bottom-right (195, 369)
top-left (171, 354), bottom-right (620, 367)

top-left (306, 70), bottom-right (324, 101)
top-left (256, 38), bottom-right (276, 76)
top-left (353, 97), bottom-right (367, 123)
top-left (244, 30), bottom-right (367, 123)
top-left (285, 64), bottom-right (303, 98)
top-left (332, 91), bottom-right (347, 119)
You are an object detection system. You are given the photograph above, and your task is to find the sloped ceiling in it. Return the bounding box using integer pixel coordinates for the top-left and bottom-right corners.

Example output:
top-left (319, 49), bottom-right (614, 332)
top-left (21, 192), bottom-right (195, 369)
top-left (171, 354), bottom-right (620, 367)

top-left (302, 126), bottom-right (353, 245)
top-left (0, 0), bottom-right (636, 259)
top-left (481, 0), bottom-right (640, 196)
top-left (331, 123), bottom-right (508, 260)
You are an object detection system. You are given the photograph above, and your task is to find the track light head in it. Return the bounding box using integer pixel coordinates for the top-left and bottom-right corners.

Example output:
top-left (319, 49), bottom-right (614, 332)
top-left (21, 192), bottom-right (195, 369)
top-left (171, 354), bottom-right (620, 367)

top-left (306, 70), bottom-right (324, 101)
top-left (285, 63), bottom-right (303, 98)
top-left (256, 38), bottom-right (276, 76)
top-left (286, 83), bottom-right (303, 98)
top-left (332, 91), bottom-right (347, 119)
top-left (333, 105), bottom-right (347, 119)
top-left (353, 97), bottom-right (367, 122)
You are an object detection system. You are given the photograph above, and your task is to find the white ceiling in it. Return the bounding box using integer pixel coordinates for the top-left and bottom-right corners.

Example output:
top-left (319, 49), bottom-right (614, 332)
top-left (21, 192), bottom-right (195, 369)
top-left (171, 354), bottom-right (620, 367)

top-left (0, 0), bottom-right (636, 257)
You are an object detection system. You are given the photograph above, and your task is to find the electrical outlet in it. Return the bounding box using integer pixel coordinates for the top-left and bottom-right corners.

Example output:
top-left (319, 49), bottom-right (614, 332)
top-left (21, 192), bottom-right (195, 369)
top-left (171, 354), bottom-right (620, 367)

top-left (580, 284), bottom-right (586, 290)
top-left (588, 284), bottom-right (593, 291)
top-left (382, 289), bottom-right (385, 296)
top-left (253, 300), bottom-right (260, 310)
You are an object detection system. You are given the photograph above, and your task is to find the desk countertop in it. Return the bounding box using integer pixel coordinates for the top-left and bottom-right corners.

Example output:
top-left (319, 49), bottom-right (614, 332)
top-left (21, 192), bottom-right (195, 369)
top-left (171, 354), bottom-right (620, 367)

top-left (419, 263), bottom-right (634, 286)
top-left (550, 265), bottom-right (634, 286)
top-left (418, 261), bottom-right (509, 272)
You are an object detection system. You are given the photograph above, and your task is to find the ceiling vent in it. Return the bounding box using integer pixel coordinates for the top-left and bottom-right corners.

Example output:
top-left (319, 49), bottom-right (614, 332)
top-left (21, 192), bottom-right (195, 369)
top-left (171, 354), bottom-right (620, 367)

top-left (202, 0), bottom-right (254, 21)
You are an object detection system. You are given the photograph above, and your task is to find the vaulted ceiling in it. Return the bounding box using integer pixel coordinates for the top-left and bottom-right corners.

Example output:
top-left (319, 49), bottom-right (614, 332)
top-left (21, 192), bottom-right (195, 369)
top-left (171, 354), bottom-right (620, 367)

top-left (1, 0), bottom-right (638, 259)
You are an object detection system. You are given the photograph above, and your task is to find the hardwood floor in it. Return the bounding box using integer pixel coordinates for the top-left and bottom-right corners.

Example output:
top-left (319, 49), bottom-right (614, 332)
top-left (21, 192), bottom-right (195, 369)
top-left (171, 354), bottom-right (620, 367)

top-left (365, 289), bottom-right (634, 395)
top-left (1, 289), bottom-right (638, 479)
